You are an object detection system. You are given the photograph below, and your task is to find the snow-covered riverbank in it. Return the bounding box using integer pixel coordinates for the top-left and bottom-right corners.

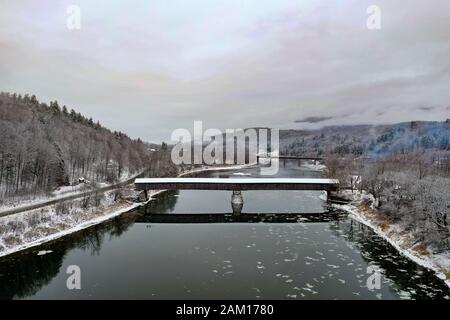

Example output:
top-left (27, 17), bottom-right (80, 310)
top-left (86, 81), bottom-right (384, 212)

top-left (334, 190), bottom-right (450, 289)
top-left (0, 198), bottom-right (141, 258)
top-left (0, 164), bottom-right (256, 258)
top-left (0, 171), bottom-right (142, 217)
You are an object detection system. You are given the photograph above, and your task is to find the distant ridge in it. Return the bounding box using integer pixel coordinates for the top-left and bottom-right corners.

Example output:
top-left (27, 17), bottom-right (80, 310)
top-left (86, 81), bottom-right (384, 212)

top-left (279, 120), bottom-right (450, 157)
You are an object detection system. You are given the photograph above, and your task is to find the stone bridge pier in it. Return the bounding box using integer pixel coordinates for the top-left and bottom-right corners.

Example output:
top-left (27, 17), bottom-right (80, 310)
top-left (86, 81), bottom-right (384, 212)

top-left (231, 190), bottom-right (244, 214)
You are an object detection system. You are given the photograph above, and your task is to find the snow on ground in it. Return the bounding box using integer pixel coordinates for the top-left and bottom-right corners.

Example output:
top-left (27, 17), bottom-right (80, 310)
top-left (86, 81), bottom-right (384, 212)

top-left (319, 191), bottom-right (328, 201)
top-left (0, 195), bottom-right (59, 213)
top-left (0, 173), bottom-right (139, 214)
top-left (0, 190), bottom-right (146, 258)
top-left (301, 163), bottom-right (327, 171)
top-left (52, 183), bottom-right (87, 196)
top-left (180, 163), bottom-right (257, 176)
top-left (334, 190), bottom-right (450, 289)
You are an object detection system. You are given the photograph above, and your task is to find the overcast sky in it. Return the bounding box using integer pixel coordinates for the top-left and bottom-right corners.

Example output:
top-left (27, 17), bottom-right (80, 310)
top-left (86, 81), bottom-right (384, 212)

top-left (1, 0), bottom-right (449, 142)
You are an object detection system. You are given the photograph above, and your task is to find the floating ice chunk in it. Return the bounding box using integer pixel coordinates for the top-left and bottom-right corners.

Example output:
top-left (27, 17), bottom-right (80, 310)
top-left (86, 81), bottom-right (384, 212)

top-left (252, 287), bottom-right (261, 293)
top-left (37, 250), bottom-right (52, 256)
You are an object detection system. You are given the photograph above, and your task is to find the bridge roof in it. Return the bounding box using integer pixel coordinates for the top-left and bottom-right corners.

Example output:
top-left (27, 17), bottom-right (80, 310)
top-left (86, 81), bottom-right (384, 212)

top-left (135, 178), bottom-right (339, 191)
top-left (136, 178), bottom-right (338, 184)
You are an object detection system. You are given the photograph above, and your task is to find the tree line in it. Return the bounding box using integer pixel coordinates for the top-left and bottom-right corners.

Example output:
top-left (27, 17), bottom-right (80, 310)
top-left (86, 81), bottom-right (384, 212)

top-left (280, 121), bottom-right (450, 158)
top-left (325, 150), bottom-right (450, 253)
top-left (0, 92), bottom-right (174, 200)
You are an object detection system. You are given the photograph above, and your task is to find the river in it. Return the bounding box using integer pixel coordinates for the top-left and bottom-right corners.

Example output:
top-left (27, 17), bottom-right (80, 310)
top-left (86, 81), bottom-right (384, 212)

top-left (0, 165), bottom-right (449, 299)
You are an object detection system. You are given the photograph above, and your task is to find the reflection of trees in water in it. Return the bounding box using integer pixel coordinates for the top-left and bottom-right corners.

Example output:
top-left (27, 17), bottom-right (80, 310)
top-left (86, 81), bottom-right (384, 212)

top-left (3, 199), bottom-right (449, 300)
top-left (328, 218), bottom-right (450, 299)
top-left (0, 247), bottom-right (65, 300)
top-left (140, 190), bottom-right (179, 214)
top-left (0, 211), bottom-right (139, 300)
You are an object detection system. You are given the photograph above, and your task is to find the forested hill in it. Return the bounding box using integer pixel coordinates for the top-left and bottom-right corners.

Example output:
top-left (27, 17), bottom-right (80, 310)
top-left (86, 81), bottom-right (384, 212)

top-left (280, 120), bottom-right (450, 158)
top-left (0, 92), bottom-right (150, 197)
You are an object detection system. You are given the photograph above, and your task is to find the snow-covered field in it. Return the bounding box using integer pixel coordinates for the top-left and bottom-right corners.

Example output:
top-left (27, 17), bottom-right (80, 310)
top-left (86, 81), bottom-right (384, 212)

top-left (180, 163), bottom-right (257, 176)
top-left (0, 192), bottom-right (139, 257)
top-left (334, 190), bottom-right (450, 289)
top-left (0, 172), bottom-right (136, 214)
top-left (302, 163), bottom-right (327, 171)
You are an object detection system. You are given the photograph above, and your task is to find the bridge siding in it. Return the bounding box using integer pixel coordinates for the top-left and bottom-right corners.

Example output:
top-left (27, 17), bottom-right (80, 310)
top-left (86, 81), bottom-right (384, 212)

top-left (135, 181), bottom-right (338, 192)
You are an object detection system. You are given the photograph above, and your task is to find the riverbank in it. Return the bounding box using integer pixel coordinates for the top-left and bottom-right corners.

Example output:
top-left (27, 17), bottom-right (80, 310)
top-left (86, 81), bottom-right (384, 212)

top-left (0, 164), bottom-right (257, 258)
top-left (334, 190), bottom-right (450, 289)
top-left (0, 171), bottom-right (144, 218)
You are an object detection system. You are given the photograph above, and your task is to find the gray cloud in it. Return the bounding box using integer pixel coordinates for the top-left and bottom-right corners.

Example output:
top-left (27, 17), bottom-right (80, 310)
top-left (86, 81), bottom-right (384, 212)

top-left (1, 0), bottom-right (450, 141)
top-left (295, 116), bottom-right (334, 124)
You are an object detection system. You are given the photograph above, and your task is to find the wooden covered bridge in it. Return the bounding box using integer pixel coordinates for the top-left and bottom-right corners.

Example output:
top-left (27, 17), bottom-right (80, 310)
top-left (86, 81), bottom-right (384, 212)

top-left (135, 177), bottom-right (339, 214)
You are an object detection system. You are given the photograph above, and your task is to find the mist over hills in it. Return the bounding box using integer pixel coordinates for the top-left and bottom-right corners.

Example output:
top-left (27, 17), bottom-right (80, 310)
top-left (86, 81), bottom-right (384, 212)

top-left (279, 120), bottom-right (450, 157)
top-left (172, 120), bottom-right (450, 165)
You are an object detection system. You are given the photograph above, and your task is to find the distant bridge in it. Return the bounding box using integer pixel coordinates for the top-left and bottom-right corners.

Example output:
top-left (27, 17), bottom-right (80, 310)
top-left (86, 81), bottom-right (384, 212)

top-left (135, 177), bottom-right (339, 214)
top-left (256, 155), bottom-right (323, 166)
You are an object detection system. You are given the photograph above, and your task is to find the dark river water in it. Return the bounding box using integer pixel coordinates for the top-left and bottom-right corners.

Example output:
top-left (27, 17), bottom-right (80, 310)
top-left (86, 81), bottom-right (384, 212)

top-left (0, 166), bottom-right (449, 300)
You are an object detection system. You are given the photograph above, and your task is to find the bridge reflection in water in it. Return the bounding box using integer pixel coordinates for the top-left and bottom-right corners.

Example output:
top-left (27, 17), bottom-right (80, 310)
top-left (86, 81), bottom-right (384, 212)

top-left (137, 187), bottom-right (345, 224)
top-left (135, 212), bottom-right (346, 224)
